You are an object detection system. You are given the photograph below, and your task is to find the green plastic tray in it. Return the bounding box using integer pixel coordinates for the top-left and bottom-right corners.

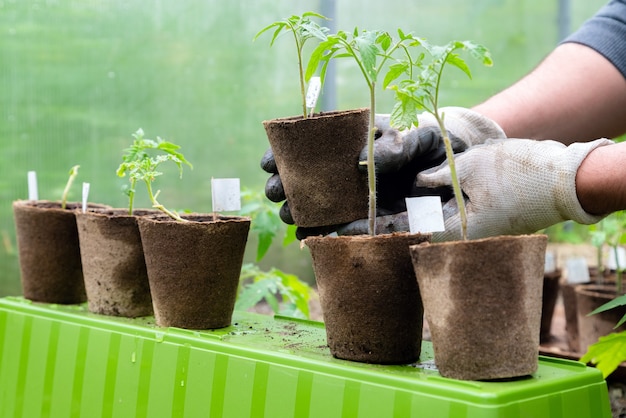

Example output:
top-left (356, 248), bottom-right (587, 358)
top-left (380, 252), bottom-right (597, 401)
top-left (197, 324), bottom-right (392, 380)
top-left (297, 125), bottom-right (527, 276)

top-left (0, 297), bottom-right (611, 418)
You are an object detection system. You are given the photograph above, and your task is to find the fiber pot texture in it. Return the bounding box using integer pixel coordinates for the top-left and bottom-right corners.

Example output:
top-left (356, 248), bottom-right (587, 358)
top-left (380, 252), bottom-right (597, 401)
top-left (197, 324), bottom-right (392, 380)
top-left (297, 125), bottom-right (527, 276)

top-left (75, 209), bottom-right (155, 317)
top-left (305, 232), bottom-right (430, 364)
top-left (12, 200), bottom-right (107, 304)
top-left (137, 214), bottom-right (250, 329)
top-left (410, 234), bottom-right (547, 381)
top-left (575, 283), bottom-right (626, 354)
top-left (263, 108), bottom-right (369, 227)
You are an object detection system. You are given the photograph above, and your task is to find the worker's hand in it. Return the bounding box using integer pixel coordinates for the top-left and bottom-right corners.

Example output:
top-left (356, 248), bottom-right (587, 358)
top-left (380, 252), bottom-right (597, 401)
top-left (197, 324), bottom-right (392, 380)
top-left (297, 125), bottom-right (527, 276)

top-left (261, 107), bottom-right (506, 239)
top-left (363, 107), bottom-right (506, 214)
top-left (416, 138), bottom-right (613, 242)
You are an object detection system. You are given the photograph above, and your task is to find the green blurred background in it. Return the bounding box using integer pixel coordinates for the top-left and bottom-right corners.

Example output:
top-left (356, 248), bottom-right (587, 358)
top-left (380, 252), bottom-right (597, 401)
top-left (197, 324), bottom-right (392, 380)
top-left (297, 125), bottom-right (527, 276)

top-left (0, 0), bottom-right (608, 296)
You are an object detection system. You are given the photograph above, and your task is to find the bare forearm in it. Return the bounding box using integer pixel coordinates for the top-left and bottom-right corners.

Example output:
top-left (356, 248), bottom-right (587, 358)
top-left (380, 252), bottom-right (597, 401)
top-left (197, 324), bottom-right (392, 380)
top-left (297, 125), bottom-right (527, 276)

top-left (473, 43), bottom-right (626, 144)
top-left (576, 141), bottom-right (626, 215)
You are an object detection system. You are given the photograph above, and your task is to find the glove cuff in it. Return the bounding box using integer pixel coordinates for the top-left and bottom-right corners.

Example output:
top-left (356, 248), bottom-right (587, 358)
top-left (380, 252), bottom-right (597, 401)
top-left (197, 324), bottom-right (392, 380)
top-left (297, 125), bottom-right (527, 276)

top-left (561, 138), bottom-right (614, 225)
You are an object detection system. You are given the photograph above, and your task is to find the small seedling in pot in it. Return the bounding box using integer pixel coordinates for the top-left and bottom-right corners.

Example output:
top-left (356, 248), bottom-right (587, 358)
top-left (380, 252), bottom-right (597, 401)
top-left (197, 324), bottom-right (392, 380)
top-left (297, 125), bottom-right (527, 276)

top-left (61, 165), bottom-right (80, 209)
top-left (116, 128), bottom-right (192, 221)
top-left (27, 164), bottom-right (81, 209)
top-left (255, 12), bottom-right (330, 118)
top-left (385, 39), bottom-right (493, 240)
top-left (307, 28), bottom-right (419, 235)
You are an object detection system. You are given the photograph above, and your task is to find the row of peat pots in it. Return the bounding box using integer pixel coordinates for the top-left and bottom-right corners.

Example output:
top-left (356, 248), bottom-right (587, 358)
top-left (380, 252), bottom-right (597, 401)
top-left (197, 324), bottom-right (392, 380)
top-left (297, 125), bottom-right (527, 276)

top-left (12, 197), bottom-right (568, 381)
top-left (12, 200), bottom-right (251, 329)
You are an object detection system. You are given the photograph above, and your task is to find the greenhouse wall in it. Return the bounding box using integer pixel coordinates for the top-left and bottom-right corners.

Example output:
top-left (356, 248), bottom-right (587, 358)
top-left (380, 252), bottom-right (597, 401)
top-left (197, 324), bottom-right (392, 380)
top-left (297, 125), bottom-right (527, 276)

top-left (0, 0), bottom-right (608, 296)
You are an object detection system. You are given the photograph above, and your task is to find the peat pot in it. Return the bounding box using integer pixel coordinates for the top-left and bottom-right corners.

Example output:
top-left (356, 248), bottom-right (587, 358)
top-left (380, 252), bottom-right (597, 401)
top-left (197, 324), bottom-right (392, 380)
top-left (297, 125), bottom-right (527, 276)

top-left (137, 214), bottom-right (250, 329)
top-left (575, 283), bottom-right (626, 354)
top-left (263, 108), bottom-right (369, 227)
top-left (305, 232), bottom-right (430, 364)
top-left (12, 200), bottom-right (108, 304)
top-left (410, 234), bottom-right (548, 381)
top-left (75, 209), bottom-right (156, 317)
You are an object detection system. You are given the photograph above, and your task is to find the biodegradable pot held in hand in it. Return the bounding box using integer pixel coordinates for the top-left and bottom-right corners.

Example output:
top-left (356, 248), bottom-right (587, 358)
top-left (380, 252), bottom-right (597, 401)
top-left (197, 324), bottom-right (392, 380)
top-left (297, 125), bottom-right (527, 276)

top-left (263, 108), bottom-right (369, 227)
top-left (137, 214), bottom-right (250, 329)
top-left (410, 234), bottom-right (547, 381)
top-left (12, 200), bottom-right (108, 304)
top-left (305, 232), bottom-right (430, 364)
top-left (75, 209), bottom-right (156, 317)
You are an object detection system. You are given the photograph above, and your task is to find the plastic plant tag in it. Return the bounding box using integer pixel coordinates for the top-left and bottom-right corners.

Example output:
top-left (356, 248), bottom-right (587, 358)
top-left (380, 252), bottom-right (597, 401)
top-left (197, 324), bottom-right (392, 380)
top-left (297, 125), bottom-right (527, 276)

top-left (544, 252), bottom-right (556, 274)
top-left (27, 171), bottom-right (38, 201)
top-left (82, 182), bottom-right (90, 213)
top-left (211, 178), bottom-right (241, 212)
top-left (306, 76), bottom-right (321, 116)
top-left (607, 246), bottom-right (626, 271)
top-left (566, 257), bottom-right (590, 284)
top-left (405, 196), bottom-right (445, 234)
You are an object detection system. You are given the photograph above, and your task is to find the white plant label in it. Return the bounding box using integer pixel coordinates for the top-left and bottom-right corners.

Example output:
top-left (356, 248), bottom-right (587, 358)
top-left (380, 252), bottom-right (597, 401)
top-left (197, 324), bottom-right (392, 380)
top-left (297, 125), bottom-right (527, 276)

top-left (27, 171), bottom-right (38, 201)
top-left (607, 246), bottom-right (626, 271)
top-left (211, 178), bottom-right (241, 212)
top-left (82, 182), bottom-right (90, 213)
top-left (305, 76), bottom-right (321, 114)
top-left (544, 252), bottom-right (556, 274)
top-left (565, 257), bottom-right (590, 284)
top-left (405, 196), bottom-right (445, 234)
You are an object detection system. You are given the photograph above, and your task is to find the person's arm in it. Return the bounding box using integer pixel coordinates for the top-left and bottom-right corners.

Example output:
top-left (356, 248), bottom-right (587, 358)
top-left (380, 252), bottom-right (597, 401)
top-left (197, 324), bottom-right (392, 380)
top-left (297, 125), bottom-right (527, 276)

top-left (576, 141), bottom-right (626, 214)
top-left (473, 42), bottom-right (626, 143)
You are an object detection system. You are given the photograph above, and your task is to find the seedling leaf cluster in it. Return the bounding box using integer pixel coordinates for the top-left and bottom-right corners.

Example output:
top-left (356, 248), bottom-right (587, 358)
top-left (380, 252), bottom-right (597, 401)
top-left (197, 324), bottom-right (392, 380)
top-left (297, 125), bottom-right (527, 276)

top-left (116, 128), bottom-right (192, 221)
top-left (254, 12), bottom-right (330, 118)
top-left (386, 39), bottom-right (493, 240)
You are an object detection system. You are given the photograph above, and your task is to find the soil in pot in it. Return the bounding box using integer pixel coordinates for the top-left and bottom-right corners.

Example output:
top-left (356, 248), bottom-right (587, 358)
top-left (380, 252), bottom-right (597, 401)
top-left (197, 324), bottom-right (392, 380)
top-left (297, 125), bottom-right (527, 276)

top-left (76, 209), bottom-right (155, 317)
top-left (263, 108), bottom-right (369, 227)
top-left (410, 234), bottom-right (547, 381)
top-left (12, 200), bottom-right (108, 304)
top-left (540, 269), bottom-right (562, 343)
top-left (575, 283), bottom-right (626, 354)
top-left (305, 232), bottom-right (430, 364)
top-left (137, 214), bottom-right (250, 329)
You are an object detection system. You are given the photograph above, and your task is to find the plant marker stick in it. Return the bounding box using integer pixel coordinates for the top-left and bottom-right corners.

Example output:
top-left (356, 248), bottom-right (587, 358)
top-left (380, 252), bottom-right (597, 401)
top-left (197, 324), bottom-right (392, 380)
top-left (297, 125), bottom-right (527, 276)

top-left (27, 171), bottom-right (38, 201)
top-left (405, 196), bottom-right (445, 234)
top-left (82, 182), bottom-right (90, 213)
top-left (306, 76), bottom-right (321, 117)
top-left (211, 178), bottom-right (241, 216)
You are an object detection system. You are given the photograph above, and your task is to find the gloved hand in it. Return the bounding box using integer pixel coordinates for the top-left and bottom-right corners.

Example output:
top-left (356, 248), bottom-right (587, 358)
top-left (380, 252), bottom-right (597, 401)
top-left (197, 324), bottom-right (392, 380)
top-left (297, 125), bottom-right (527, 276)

top-left (365, 107), bottom-right (507, 215)
top-left (415, 138), bottom-right (613, 242)
top-left (261, 107), bottom-right (505, 238)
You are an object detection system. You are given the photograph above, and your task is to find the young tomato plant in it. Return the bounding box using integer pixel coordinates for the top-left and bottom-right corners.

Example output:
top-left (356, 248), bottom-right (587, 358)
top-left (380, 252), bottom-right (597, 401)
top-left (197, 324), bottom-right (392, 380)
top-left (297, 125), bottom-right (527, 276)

top-left (385, 39), bottom-right (493, 240)
top-left (307, 28), bottom-right (419, 235)
top-left (61, 165), bottom-right (80, 209)
top-left (255, 12), bottom-right (329, 118)
top-left (116, 128), bottom-right (192, 221)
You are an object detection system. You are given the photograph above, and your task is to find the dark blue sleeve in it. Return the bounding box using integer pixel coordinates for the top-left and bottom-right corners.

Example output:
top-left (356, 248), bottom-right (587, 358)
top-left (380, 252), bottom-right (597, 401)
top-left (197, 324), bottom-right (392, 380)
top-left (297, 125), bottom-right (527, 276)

top-left (563, 0), bottom-right (626, 79)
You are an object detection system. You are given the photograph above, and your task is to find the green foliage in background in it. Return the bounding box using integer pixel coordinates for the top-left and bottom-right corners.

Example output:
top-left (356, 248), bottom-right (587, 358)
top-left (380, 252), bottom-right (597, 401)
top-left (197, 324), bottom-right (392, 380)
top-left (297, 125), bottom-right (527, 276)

top-left (581, 210), bottom-right (626, 377)
top-left (237, 189), bottom-right (313, 319)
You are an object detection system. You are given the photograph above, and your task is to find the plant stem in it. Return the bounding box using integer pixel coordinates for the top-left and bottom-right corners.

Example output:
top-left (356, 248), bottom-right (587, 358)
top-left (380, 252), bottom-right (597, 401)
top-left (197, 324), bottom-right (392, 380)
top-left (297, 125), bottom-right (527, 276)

top-left (436, 114), bottom-right (468, 241)
top-left (615, 245), bottom-right (623, 295)
top-left (61, 165), bottom-right (80, 210)
top-left (367, 82), bottom-right (377, 236)
top-left (128, 178), bottom-right (136, 215)
top-left (292, 28), bottom-right (307, 118)
top-left (145, 180), bottom-right (189, 222)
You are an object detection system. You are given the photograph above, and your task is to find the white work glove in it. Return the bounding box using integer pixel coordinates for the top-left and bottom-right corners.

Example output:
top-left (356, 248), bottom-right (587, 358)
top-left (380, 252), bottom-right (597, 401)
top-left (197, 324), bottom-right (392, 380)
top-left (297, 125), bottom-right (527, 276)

top-left (336, 107), bottom-right (506, 236)
top-left (416, 138), bottom-right (614, 242)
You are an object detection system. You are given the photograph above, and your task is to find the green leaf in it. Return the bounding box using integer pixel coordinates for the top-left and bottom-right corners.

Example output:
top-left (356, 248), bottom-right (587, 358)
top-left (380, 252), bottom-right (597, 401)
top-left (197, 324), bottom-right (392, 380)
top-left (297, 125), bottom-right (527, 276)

top-left (581, 331), bottom-right (626, 378)
top-left (589, 293), bottom-right (626, 316)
